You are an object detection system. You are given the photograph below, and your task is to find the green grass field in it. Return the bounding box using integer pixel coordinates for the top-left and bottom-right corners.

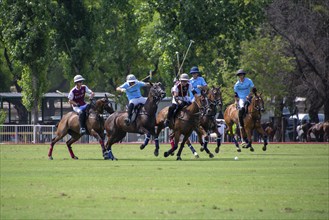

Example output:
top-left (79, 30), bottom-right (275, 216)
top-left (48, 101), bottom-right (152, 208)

top-left (1, 142), bottom-right (328, 219)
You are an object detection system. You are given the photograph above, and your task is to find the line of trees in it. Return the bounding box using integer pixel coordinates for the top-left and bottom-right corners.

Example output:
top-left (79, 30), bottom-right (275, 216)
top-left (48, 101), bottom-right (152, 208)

top-left (1, 0), bottom-right (328, 124)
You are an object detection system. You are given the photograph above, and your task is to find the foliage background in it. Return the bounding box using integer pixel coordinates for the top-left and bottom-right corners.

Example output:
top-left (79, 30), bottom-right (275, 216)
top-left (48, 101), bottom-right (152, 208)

top-left (0, 0), bottom-right (328, 123)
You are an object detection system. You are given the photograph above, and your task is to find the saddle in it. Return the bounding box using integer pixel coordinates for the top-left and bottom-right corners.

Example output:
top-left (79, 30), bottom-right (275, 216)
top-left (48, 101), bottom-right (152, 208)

top-left (130, 103), bottom-right (144, 124)
top-left (173, 102), bottom-right (191, 120)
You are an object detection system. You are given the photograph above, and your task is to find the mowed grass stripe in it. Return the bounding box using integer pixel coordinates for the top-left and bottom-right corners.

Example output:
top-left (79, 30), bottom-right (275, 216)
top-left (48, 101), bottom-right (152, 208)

top-left (1, 143), bottom-right (328, 219)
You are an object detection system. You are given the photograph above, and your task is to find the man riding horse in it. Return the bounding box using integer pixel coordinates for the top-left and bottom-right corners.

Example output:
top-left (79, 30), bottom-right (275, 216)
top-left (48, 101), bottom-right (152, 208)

top-left (116, 74), bottom-right (148, 125)
top-left (164, 73), bottom-right (197, 127)
top-left (68, 75), bottom-right (95, 135)
top-left (234, 69), bottom-right (256, 129)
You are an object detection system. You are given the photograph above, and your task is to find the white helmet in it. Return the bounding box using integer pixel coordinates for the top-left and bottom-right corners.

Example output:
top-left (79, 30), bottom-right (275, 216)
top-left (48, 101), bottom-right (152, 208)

top-left (74, 75), bottom-right (85, 83)
top-left (126, 74), bottom-right (137, 83)
top-left (179, 73), bottom-right (189, 81)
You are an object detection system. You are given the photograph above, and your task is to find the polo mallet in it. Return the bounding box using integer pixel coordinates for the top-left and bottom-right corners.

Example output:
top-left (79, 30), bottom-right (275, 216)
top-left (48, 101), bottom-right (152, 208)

top-left (175, 51), bottom-right (180, 80)
top-left (178, 40), bottom-right (194, 74)
top-left (56, 90), bottom-right (66, 97)
top-left (127, 63), bottom-right (158, 89)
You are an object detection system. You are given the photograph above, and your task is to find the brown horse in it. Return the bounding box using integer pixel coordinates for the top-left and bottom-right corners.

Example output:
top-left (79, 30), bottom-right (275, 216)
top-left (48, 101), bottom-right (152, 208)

top-left (197, 86), bottom-right (223, 154)
top-left (224, 91), bottom-right (268, 152)
top-left (103, 82), bottom-right (165, 160)
top-left (154, 93), bottom-right (207, 160)
top-left (307, 122), bottom-right (325, 142)
top-left (48, 95), bottom-right (114, 160)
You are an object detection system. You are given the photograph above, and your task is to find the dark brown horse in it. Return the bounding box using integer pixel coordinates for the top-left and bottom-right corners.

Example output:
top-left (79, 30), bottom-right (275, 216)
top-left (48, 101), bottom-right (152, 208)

top-left (224, 91), bottom-right (268, 152)
top-left (154, 93), bottom-right (207, 160)
top-left (48, 95), bottom-right (114, 160)
top-left (197, 86), bottom-right (223, 154)
top-left (103, 82), bottom-right (165, 160)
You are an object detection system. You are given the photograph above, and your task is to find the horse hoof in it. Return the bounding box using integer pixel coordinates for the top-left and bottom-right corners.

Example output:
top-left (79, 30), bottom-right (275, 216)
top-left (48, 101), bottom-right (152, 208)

top-left (48, 156), bottom-right (53, 160)
top-left (194, 154), bottom-right (199, 159)
top-left (215, 147), bottom-right (220, 153)
top-left (154, 150), bottom-right (159, 157)
top-left (262, 147), bottom-right (267, 151)
top-left (176, 156), bottom-right (182, 161)
top-left (237, 148), bottom-right (241, 152)
top-left (209, 153), bottom-right (214, 158)
top-left (250, 148), bottom-right (254, 152)
top-left (200, 147), bottom-right (204, 152)
top-left (73, 156), bottom-right (79, 160)
top-left (164, 152), bottom-right (169, 158)
top-left (140, 144), bottom-right (145, 150)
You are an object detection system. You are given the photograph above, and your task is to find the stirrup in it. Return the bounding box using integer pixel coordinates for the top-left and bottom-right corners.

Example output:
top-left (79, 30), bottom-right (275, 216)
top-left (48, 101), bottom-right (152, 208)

top-left (80, 128), bottom-right (86, 135)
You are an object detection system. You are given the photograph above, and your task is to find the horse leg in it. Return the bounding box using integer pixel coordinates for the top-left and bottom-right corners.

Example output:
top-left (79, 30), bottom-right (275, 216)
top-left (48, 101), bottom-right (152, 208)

top-left (176, 135), bottom-right (189, 160)
top-left (202, 134), bottom-right (214, 158)
top-left (66, 137), bottom-right (80, 159)
top-left (140, 132), bottom-right (151, 150)
top-left (256, 126), bottom-right (268, 151)
top-left (48, 130), bottom-right (67, 160)
top-left (89, 129), bottom-right (106, 156)
top-left (48, 136), bottom-right (59, 160)
top-left (186, 138), bottom-right (199, 158)
top-left (164, 133), bottom-right (180, 157)
top-left (215, 130), bottom-right (222, 154)
top-left (103, 139), bottom-right (117, 160)
top-left (245, 129), bottom-right (254, 152)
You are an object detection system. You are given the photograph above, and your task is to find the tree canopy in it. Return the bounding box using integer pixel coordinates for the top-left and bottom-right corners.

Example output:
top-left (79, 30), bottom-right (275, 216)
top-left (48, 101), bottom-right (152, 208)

top-left (1, 0), bottom-right (328, 123)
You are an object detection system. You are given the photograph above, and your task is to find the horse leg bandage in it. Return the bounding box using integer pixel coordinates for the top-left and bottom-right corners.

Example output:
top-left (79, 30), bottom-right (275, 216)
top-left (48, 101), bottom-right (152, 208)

top-left (188, 143), bottom-right (196, 154)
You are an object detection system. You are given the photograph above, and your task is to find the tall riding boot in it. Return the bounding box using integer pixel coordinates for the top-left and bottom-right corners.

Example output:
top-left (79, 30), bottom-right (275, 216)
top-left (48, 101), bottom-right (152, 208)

top-left (125, 103), bottom-right (134, 125)
top-left (79, 111), bottom-right (87, 135)
top-left (165, 105), bottom-right (176, 127)
top-left (238, 107), bottom-right (245, 128)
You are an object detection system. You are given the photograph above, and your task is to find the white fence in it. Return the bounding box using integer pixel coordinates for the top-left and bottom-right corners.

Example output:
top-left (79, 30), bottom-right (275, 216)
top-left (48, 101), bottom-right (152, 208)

top-left (0, 124), bottom-right (174, 144)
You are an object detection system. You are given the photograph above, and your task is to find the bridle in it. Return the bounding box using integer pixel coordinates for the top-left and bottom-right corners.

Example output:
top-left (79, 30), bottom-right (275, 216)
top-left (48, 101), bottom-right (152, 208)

top-left (150, 83), bottom-right (166, 105)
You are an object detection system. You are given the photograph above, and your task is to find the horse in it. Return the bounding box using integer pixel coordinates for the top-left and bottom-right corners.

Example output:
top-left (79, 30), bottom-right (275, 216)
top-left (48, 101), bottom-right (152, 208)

top-left (323, 121), bottom-right (329, 142)
top-left (197, 86), bottom-right (224, 154)
top-left (154, 92), bottom-right (207, 160)
top-left (224, 91), bottom-right (268, 152)
top-left (297, 122), bottom-right (313, 142)
top-left (307, 122), bottom-right (325, 142)
top-left (261, 121), bottom-right (275, 142)
top-left (162, 87), bottom-right (222, 159)
top-left (103, 82), bottom-right (166, 160)
top-left (48, 95), bottom-right (114, 160)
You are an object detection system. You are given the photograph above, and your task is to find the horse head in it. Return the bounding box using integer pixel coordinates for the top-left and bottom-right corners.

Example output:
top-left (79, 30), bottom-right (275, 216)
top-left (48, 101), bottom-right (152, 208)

top-left (191, 89), bottom-right (208, 114)
top-left (204, 86), bottom-right (222, 116)
top-left (94, 95), bottom-right (114, 114)
top-left (251, 93), bottom-right (265, 113)
top-left (208, 86), bottom-right (222, 106)
top-left (148, 82), bottom-right (166, 104)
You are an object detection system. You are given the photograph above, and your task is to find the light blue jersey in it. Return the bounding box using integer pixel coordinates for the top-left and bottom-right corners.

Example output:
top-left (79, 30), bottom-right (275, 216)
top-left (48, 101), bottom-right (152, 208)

top-left (119, 81), bottom-right (146, 101)
top-left (189, 76), bottom-right (207, 99)
top-left (234, 77), bottom-right (254, 100)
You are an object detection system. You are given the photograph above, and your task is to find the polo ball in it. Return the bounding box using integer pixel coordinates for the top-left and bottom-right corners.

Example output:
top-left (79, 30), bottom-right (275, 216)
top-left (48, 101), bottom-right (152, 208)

top-left (234, 156), bottom-right (239, 160)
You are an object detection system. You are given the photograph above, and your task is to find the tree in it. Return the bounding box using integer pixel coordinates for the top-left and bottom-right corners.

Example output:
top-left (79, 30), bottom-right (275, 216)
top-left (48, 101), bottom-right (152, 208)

top-left (266, 0), bottom-right (329, 122)
top-left (0, 1), bottom-right (54, 124)
top-left (239, 33), bottom-right (295, 116)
